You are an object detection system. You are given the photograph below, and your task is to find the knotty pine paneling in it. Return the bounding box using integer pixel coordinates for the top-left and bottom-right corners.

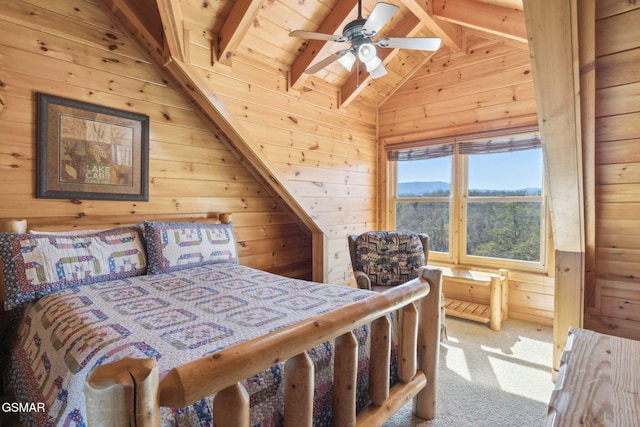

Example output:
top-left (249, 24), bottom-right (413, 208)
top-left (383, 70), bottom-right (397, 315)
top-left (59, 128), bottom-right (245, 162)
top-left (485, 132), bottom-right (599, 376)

top-left (588, 1), bottom-right (640, 338)
top-left (379, 34), bottom-right (538, 144)
top-left (508, 274), bottom-right (554, 326)
top-left (596, 82), bottom-right (640, 117)
top-left (0, 0), bottom-right (311, 279)
top-left (186, 29), bottom-right (379, 285)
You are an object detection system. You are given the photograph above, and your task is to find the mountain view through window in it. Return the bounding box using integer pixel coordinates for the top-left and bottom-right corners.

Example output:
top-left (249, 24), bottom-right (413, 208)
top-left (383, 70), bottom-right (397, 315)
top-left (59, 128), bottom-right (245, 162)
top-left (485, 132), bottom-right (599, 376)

top-left (394, 148), bottom-right (544, 265)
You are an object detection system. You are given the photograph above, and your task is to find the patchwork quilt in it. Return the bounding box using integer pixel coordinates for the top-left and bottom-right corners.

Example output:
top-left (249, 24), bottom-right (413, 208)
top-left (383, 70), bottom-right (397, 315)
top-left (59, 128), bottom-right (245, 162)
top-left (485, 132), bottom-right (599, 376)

top-left (4, 263), bottom-right (392, 427)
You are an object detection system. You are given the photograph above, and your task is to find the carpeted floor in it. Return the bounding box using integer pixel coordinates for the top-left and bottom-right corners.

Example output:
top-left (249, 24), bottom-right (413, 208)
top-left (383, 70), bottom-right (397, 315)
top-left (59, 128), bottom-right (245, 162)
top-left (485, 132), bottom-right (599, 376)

top-left (385, 316), bottom-right (554, 427)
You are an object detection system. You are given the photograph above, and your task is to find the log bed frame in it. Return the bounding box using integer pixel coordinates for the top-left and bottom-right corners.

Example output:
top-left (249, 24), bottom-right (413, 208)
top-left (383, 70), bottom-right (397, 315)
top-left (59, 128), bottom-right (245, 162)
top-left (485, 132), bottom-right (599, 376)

top-left (1, 216), bottom-right (442, 426)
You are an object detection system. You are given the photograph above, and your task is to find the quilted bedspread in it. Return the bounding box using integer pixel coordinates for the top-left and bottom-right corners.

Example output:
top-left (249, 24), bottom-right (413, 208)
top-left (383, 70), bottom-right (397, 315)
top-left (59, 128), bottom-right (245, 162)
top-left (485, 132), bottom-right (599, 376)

top-left (4, 263), bottom-right (387, 427)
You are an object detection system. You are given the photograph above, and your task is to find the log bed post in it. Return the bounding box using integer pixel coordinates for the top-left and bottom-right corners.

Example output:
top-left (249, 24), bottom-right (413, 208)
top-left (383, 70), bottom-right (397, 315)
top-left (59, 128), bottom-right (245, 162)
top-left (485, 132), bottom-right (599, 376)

top-left (284, 352), bottom-right (314, 427)
top-left (333, 331), bottom-right (358, 426)
top-left (84, 357), bottom-right (160, 427)
top-left (413, 267), bottom-right (442, 419)
top-left (213, 382), bottom-right (249, 426)
top-left (369, 315), bottom-right (391, 405)
top-left (398, 303), bottom-right (418, 382)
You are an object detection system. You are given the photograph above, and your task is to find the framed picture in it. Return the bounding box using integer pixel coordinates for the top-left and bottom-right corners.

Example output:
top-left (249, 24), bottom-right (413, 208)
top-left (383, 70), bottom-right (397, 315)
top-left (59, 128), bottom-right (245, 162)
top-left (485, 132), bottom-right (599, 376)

top-left (36, 93), bottom-right (149, 201)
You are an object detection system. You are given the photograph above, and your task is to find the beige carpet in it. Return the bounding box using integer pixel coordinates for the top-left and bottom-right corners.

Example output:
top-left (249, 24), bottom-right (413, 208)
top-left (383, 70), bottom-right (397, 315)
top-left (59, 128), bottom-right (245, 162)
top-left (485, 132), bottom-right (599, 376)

top-left (385, 316), bottom-right (555, 427)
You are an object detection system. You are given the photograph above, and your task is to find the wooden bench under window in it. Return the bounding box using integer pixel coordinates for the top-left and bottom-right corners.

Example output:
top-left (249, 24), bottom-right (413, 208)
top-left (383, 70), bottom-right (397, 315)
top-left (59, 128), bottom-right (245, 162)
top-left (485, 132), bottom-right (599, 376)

top-left (436, 267), bottom-right (508, 331)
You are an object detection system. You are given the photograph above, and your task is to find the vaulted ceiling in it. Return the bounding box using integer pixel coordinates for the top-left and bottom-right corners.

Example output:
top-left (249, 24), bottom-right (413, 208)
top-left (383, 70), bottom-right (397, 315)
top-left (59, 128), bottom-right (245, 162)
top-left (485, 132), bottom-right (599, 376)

top-left (106, 0), bottom-right (525, 108)
top-left (98, 0), bottom-right (531, 283)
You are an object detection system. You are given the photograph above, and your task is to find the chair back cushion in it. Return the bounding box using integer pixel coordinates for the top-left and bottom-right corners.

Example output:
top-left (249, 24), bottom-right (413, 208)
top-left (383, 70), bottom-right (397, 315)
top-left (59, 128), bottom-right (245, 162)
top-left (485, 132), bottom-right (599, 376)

top-left (354, 231), bottom-right (425, 287)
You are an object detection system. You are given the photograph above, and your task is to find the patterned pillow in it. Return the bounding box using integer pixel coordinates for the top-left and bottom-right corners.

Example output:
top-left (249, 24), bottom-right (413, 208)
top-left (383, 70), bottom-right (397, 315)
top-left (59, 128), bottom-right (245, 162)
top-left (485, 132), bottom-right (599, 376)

top-left (354, 231), bottom-right (425, 287)
top-left (144, 221), bottom-right (239, 274)
top-left (29, 228), bottom-right (108, 235)
top-left (0, 226), bottom-right (147, 310)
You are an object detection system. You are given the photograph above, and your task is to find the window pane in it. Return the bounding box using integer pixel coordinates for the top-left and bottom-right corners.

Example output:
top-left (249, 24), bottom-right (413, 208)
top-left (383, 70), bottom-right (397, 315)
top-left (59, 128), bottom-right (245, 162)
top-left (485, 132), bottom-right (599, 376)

top-left (397, 157), bottom-right (451, 197)
top-left (468, 149), bottom-right (542, 196)
top-left (466, 201), bottom-right (541, 262)
top-left (396, 202), bottom-right (449, 252)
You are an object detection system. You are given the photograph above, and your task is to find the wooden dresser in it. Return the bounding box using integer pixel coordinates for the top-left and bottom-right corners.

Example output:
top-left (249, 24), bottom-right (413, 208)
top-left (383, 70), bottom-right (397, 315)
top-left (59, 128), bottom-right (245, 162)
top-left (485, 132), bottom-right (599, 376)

top-left (547, 327), bottom-right (640, 426)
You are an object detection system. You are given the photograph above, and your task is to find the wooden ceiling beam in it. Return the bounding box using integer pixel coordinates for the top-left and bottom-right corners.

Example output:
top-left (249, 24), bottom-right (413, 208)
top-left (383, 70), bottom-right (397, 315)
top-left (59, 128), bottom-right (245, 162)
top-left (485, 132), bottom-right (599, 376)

top-left (155, 0), bottom-right (185, 62)
top-left (400, 0), bottom-right (463, 53)
top-left (217, 0), bottom-right (264, 66)
top-left (289, 0), bottom-right (357, 90)
top-left (340, 13), bottom-right (423, 107)
top-left (105, 0), bottom-right (164, 65)
top-left (433, 0), bottom-right (527, 43)
top-left (463, 27), bottom-right (528, 51)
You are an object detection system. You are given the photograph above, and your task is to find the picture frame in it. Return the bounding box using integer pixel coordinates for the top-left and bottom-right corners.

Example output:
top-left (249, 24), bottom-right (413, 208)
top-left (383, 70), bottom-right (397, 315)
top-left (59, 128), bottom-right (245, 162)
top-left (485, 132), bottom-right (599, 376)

top-left (36, 93), bottom-right (149, 201)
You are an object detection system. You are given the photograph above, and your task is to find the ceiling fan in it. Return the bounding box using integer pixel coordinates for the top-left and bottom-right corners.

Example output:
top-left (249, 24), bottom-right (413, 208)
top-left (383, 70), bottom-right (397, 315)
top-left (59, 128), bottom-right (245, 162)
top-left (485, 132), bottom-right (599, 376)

top-left (289, 0), bottom-right (442, 79)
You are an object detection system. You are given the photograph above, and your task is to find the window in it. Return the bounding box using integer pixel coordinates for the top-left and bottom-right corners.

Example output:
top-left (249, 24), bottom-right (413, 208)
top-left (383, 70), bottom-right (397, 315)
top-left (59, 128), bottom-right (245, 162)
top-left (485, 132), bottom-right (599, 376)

top-left (395, 156), bottom-right (452, 253)
top-left (389, 132), bottom-right (546, 271)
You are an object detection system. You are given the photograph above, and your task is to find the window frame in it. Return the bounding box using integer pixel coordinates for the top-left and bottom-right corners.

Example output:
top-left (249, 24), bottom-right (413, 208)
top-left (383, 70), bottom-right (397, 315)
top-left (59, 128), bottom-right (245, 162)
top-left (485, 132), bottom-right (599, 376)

top-left (388, 132), bottom-right (548, 273)
top-left (389, 160), bottom-right (456, 263)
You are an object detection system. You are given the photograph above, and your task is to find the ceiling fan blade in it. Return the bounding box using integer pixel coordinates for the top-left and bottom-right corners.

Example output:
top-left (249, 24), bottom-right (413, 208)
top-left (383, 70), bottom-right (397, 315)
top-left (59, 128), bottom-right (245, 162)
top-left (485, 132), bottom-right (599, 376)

top-left (289, 30), bottom-right (345, 42)
top-left (369, 62), bottom-right (388, 79)
top-left (304, 50), bottom-right (350, 74)
top-left (362, 2), bottom-right (399, 36)
top-left (376, 37), bottom-right (442, 51)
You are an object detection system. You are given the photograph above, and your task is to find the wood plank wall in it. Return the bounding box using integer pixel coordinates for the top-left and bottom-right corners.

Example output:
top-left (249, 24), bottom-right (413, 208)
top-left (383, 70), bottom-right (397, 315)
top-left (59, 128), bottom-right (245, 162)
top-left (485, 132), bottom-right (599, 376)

top-left (379, 34), bottom-right (537, 143)
top-left (378, 33), bottom-right (554, 325)
top-left (183, 31), bottom-right (379, 286)
top-left (588, 1), bottom-right (640, 340)
top-left (0, 0), bottom-right (312, 279)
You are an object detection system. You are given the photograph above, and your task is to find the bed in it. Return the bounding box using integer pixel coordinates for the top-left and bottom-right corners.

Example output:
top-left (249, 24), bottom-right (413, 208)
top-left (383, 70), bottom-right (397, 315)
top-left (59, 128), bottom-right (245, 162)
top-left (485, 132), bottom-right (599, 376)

top-left (0, 214), bottom-right (442, 426)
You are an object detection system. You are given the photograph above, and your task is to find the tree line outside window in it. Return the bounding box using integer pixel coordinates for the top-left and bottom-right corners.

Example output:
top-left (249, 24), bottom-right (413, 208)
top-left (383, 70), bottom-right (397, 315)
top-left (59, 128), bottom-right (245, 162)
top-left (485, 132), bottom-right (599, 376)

top-left (388, 132), bottom-right (546, 272)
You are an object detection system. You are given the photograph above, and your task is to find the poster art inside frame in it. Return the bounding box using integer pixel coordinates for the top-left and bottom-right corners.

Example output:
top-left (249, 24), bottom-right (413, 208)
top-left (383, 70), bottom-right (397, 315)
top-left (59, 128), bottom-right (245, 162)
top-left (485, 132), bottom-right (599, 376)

top-left (36, 93), bottom-right (149, 201)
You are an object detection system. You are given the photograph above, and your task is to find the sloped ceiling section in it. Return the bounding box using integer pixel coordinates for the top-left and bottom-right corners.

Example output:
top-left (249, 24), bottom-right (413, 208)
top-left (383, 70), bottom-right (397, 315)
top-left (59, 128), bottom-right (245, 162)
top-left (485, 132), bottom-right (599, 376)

top-left (106, 0), bottom-right (525, 108)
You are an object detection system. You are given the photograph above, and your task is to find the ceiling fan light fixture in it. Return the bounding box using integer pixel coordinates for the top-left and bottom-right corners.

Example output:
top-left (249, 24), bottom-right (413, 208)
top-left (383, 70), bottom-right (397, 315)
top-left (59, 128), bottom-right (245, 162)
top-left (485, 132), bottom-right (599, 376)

top-left (338, 50), bottom-right (357, 72)
top-left (358, 43), bottom-right (377, 64)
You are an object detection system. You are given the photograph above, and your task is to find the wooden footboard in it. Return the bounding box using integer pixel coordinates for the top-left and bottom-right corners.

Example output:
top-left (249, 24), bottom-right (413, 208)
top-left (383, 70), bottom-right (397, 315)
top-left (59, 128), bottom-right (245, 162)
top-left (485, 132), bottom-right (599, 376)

top-left (84, 267), bottom-right (442, 426)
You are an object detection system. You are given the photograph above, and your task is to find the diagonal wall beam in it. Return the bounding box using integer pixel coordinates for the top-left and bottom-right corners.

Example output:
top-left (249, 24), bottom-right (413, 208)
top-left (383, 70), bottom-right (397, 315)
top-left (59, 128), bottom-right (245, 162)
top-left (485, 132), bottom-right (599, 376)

top-left (155, 0), bottom-right (185, 62)
top-left (104, 0), bottom-right (330, 282)
top-left (165, 59), bottom-right (331, 282)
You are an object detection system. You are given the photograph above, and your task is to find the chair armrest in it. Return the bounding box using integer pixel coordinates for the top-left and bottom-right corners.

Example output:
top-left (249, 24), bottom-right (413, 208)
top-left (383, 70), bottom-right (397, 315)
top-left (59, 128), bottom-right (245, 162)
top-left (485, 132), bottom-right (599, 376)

top-left (354, 271), bottom-right (371, 290)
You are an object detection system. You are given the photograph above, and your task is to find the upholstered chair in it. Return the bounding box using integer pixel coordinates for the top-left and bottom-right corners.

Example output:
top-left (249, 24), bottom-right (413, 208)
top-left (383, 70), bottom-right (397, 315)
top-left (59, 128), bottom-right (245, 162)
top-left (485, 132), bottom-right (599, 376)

top-left (348, 230), bottom-right (446, 339)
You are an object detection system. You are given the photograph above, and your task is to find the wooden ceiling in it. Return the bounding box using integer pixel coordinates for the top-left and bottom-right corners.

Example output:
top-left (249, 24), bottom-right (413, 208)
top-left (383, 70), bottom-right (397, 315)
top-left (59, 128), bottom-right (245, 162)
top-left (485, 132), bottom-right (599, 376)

top-left (108, 0), bottom-right (526, 107)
